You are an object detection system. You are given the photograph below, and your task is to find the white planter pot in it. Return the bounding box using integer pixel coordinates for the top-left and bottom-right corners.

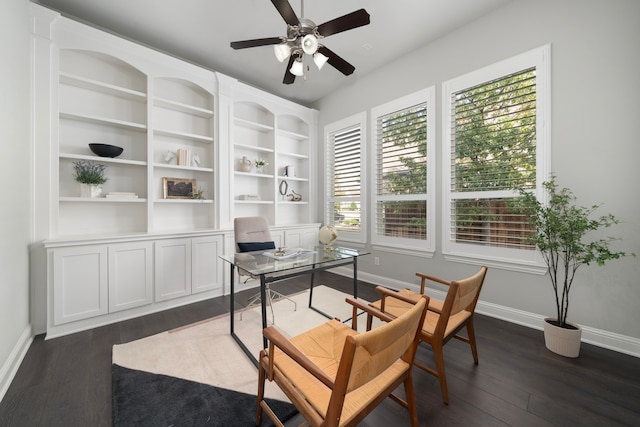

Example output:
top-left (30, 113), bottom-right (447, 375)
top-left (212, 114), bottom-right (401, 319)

top-left (80, 183), bottom-right (102, 198)
top-left (543, 318), bottom-right (582, 358)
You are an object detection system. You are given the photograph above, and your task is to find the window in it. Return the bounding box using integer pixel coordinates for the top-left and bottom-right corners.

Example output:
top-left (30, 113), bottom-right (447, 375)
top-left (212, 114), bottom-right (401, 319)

top-left (370, 88), bottom-right (435, 253)
top-left (325, 112), bottom-right (366, 243)
top-left (442, 45), bottom-right (550, 271)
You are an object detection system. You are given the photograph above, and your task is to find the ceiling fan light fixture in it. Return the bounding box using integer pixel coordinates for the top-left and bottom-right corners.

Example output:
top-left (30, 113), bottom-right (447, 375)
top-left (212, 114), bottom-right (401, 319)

top-left (301, 34), bottom-right (318, 55)
top-left (274, 43), bottom-right (292, 62)
top-left (290, 58), bottom-right (304, 76)
top-left (313, 52), bottom-right (328, 70)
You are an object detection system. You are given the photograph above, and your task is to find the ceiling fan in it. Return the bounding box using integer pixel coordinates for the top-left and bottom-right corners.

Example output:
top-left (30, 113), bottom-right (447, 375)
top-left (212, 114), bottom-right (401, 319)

top-left (230, 0), bottom-right (370, 84)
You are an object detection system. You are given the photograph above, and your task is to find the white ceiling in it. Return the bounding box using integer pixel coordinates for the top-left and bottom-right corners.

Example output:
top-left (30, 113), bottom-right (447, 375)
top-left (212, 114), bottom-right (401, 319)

top-left (34, 0), bottom-right (512, 106)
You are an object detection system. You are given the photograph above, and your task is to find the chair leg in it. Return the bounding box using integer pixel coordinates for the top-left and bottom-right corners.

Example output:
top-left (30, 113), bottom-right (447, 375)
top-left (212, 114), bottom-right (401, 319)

top-left (432, 344), bottom-right (449, 405)
top-left (265, 286), bottom-right (275, 325)
top-left (404, 374), bottom-right (419, 427)
top-left (467, 320), bottom-right (479, 364)
top-left (239, 293), bottom-right (262, 321)
top-left (267, 288), bottom-right (297, 312)
top-left (239, 287), bottom-right (296, 324)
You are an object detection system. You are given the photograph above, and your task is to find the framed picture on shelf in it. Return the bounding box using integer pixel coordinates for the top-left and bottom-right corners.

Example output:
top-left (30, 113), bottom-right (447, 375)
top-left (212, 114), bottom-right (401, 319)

top-left (163, 177), bottom-right (196, 199)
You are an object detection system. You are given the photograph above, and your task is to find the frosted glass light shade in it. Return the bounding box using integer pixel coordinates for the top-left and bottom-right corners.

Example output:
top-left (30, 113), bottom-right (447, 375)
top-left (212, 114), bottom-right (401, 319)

top-left (313, 52), bottom-right (329, 70)
top-left (274, 43), bottom-right (292, 62)
top-left (290, 59), bottom-right (304, 76)
top-left (301, 34), bottom-right (318, 55)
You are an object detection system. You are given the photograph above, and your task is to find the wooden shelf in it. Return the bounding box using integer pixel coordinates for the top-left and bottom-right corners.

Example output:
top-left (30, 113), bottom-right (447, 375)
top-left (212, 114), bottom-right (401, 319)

top-left (60, 112), bottom-right (147, 132)
top-left (154, 97), bottom-right (213, 118)
top-left (277, 176), bottom-right (308, 182)
top-left (154, 199), bottom-right (213, 204)
top-left (234, 200), bottom-right (274, 204)
top-left (235, 171), bottom-right (274, 178)
top-left (234, 143), bottom-right (274, 154)
top-left (154, 128), bottom-right (214, 143)
top-left (60, 153), bottom-right (146, 167)
top-left (59, 197), bottom-right (147, 203)
top-left (234, 117), bottom-right (274, 132)
top-left (60, 72), bottom-right (146, 102)
top-left (277, 128), bottom-right (308, 141)
top-left (154, 163), bottom-right (214, 173)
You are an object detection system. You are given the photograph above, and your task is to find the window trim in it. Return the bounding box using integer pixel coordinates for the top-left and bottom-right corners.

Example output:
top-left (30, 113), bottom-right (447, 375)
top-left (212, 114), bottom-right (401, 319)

top-left (324, 111), bottom-right (367, 244)
top-left (441, 45), bottom-right (551, 274)
top-left (370, 87), bottom-right (436, 254)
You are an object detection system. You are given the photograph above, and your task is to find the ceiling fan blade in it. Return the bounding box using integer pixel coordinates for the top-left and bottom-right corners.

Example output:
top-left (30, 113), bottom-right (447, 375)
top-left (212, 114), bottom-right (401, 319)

top-left (283, 55), bottom-right (297, 85)
top-left (271, 0), bottom-right (299, 26)
top-left (317, 9), bottom-right (370, 37)
top-left (317, 46), bottom-right (355, 76)
top-left (230, 37), bottom-right (283, 49)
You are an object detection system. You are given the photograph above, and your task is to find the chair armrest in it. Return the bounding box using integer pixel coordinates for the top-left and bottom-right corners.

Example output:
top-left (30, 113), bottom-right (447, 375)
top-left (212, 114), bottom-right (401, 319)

top-left (415, 272), bottom-right (452, 294)
top-left (373, 286), bottom-right (422, 314)
top-left (344, 296), bottom-right (397, 329)
top-left (262, 326), bottom-right (334, 389)
top-left (374, 286), bottom-right (421, 304)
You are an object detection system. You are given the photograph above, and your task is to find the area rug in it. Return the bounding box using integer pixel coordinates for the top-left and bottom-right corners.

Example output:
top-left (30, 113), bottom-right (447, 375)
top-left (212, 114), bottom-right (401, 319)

top-left (112, 285), bottom-right (368, 426)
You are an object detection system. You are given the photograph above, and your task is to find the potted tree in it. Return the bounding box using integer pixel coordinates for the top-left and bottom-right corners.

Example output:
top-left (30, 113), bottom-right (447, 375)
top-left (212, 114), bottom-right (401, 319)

top-left (520, 175), bottom-right (631, 357)
top-left (73, 160), bottom-right (107, 198)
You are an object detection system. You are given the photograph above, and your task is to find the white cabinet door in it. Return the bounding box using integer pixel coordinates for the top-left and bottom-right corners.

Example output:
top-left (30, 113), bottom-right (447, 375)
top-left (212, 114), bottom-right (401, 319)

top-left (155, 239), bottom-right (192, 301)
top-left (192, 235), bottom-right (223, 295)
top-left (108, 242), bottom-right (153, 312)
top-left (53, 246), bottom-right (108, 325)
top-left (285, 227), bottom-right (318, 249)
top-left (271, 230), bottom-right (285, 248)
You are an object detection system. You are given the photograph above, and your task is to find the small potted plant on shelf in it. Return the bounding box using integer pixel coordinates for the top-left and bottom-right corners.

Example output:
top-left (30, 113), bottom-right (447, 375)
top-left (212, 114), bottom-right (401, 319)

top-left (254, 158), bottom-right (268, 174)
top-left (73, 160), bottom-right (107, 198)
top-left (519, 175), bottom-right (632, 357)
top-left (191, 186), bottom-right (205, 200)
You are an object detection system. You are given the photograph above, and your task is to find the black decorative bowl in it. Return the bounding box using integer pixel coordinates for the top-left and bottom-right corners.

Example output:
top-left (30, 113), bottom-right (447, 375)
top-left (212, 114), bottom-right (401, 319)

top-left (89, 143), bottom-right (123, 158)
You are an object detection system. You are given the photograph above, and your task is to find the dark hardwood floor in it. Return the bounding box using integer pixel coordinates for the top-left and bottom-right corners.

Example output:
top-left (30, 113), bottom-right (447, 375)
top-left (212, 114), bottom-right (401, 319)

top-left (1, 272), bottom-right (639, 426)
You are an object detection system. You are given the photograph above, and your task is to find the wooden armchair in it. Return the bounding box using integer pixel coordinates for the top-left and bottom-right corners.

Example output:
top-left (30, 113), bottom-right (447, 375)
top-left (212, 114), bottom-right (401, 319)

top-left (369, 266), bottom-right (488, 404)
top-left (256, 293), bottom-right (429, 427)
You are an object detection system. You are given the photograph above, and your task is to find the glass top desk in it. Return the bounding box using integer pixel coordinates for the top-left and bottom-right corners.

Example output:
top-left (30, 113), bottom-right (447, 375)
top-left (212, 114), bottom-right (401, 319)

top-left (220, 246), bottom-right (370, 366)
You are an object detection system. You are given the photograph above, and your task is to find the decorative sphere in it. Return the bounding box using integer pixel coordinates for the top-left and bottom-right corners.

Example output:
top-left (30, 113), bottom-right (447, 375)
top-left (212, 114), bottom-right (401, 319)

top-left (318, 225), bottom-right (338, 246)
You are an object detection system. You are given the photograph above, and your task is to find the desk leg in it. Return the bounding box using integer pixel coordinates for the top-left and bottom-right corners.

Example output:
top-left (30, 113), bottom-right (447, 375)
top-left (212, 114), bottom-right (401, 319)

top-left (229, 264), bottom-right (259, 368)
top-left (308, 268), bottom-right (316, 308)
top-left (260, 275), bottom-right (268, 350)
top-left (353, 256), bottom-right (358, 299)
top-left (230, 264), bottom-right (235, 335)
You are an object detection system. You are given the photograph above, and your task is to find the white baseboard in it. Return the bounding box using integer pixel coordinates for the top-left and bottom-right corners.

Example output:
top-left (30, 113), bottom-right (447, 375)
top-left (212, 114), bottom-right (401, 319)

top-left (0, 325), bottom-right (33, 403)
top-left (333, 267), bottom-right (640, 358)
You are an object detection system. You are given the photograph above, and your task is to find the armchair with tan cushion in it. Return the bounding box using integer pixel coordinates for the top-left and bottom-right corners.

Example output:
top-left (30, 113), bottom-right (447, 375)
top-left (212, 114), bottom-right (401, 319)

top-left (256, 292), bottom-right (429, 427)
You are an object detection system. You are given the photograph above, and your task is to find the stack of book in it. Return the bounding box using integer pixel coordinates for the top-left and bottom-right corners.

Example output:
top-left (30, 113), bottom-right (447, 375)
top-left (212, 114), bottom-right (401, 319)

top-left (177, 148), bottom-right (191, 166)
top-left (106, 191), bottom-right (138, 199)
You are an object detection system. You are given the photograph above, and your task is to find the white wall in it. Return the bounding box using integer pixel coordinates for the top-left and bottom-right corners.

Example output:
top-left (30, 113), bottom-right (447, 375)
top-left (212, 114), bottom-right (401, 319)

top-left (0, 0), bottom-right (34, 400)
top-left (313, 0), bottom-right (640, 347)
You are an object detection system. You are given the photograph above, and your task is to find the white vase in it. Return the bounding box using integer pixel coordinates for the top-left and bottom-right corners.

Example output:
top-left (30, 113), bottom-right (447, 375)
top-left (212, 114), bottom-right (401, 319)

top-left (238, 156), bottom-right (252, 172)
top-left (543, 318), bottom-right (582, 358)
top-left (80, 183), bottom-right (102, 198)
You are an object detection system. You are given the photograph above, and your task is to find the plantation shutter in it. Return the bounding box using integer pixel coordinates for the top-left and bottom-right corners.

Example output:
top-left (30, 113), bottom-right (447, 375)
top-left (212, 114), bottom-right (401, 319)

top-left (332, 127), bottom-right (361, 198)
top-left (449, 68), bottom-right (537, 249)
top-left (327, 124), bottom-right (362, 234)
top-left (374, 103), bottom-right (428, 240)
